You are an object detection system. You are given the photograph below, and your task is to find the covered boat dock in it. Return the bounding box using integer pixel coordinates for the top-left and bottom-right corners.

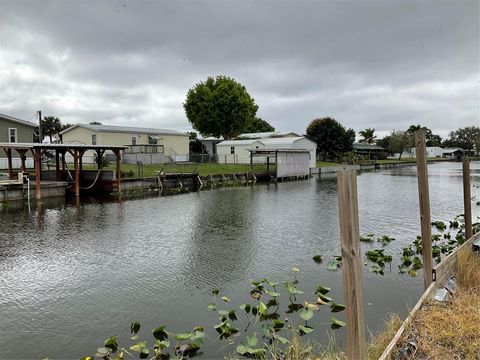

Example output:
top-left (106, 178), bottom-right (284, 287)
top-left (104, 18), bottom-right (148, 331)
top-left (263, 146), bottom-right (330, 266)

top-left (248, 148), bottom-right (312, 180)
top-left (0, 143), bottom-right (127, 199)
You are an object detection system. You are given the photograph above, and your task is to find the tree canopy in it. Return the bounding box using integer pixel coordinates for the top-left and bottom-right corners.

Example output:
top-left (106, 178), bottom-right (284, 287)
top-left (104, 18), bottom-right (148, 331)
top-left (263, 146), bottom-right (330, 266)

top-left (306, 117), bottom-right (355, 161)
top-left (388, 130), bottom-right (410, 159)
top-left (183, 76), bottom-right (258, 140)
top-left (443, 126), bottom-right (480, 152)
top-left (407, 125), bottom-right (442, 147)
top-left (358, 128), bottom-right (377, 144)
top-left (34, 116), bottom-right (71, 142)
top-left (243, 117), bottom-right (275, 133)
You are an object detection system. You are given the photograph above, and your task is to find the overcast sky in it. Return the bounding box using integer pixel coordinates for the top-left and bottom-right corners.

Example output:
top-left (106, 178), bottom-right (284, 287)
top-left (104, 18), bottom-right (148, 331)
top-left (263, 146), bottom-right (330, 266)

top-left (1, 0), bottom-right (478, 139)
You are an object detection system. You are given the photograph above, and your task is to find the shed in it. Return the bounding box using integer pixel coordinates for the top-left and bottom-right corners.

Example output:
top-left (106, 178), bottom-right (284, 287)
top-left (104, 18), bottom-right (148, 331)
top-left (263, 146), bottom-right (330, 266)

top-left (249, 149), bottom-right (311, 178)
top-left (353, 143), bottom-right (386, 160)
top-left (442, 148), bottom-right (464, 160)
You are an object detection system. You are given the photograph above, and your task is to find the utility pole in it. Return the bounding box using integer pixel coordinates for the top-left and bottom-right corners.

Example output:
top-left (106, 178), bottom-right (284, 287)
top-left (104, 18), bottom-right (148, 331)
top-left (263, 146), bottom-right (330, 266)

top-left (38, 110), bottom-right (42, 143)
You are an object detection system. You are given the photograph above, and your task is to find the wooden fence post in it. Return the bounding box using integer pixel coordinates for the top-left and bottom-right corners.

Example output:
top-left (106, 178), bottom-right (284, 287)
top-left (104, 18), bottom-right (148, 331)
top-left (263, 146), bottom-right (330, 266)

top-left (414, 130), bottom-right (433, 289)
top-left (463, 156), bottom-right (472, 240)
top-left (337, 169), bottom-right (367, 360)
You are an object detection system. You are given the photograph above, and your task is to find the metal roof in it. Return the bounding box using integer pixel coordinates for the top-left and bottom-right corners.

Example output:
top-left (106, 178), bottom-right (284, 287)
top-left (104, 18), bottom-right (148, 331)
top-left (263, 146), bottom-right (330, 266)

top-left (0, 142), bottom-right (127, 150)
top-left (260, 137), bottom-right (314, 145)
top-left (353, 143), bottom-right (385, 150)
top-left (0, 113), bottom-right (37, 128)
top-left (249, 148), bottom-right (310, 154)
top-left (217, 139), bottom-right (263, 146)
top-left (60, 124), bottom-right (188, 136)
top-left (239, 131), bottom-right (301, 139)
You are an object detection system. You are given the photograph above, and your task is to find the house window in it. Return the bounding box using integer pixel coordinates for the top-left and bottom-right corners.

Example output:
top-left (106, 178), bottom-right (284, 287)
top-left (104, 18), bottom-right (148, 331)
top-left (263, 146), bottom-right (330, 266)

top-left (92, 134), bottom-right (97, 145)
top-left (132, 136), bottom-right (137, 145)
top-left (230, 146), bottom-right (235, 154)
top-left (8, 128), bottom-right (17, 143)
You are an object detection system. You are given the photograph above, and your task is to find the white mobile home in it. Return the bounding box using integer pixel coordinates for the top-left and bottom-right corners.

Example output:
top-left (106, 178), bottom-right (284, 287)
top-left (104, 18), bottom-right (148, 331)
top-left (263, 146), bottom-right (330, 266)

top-left (216, 137), bottom-right (317, 168)
top-left (216, 139), bottom-right (263, 164)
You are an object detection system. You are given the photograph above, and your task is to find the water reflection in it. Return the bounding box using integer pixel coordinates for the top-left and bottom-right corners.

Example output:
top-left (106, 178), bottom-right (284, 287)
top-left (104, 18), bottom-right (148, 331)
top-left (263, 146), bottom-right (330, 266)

top-left (182, 186), bottom-right (259, 291)
top-left (0, 161), bottom-right (478, 359)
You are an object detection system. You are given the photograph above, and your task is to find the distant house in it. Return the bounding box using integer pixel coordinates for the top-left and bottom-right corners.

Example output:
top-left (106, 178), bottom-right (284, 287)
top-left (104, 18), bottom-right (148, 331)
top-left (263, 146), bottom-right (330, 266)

top-left (199, 131), bottom-right (301, 156)
top-left (60, 124), bottom-right (189, 163)
top-left (353, 143), bottom-right (386, 160)
top-left (216, 136), bottom-right (317, 168)
top-left (426, 146), bottom-right (444, 158)
top-left (0, 114), bottom-right (36, 168)
top-left (408, 146), bottom-right (464, 160)
top-left (442, 148), bottom-right (464, 160)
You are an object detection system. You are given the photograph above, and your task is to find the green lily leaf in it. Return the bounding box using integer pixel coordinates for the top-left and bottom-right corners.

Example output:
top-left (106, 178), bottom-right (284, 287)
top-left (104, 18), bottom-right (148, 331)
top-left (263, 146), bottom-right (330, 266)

top-left (246, 334), bottom-right (258, 347)
top-left (315, 286), bottom-right (331, 295)
top-left (174, 332), bottom-right (192, 341)
top-left (330, 302), bottom-right (346, 313)
top-left (191, 330), bottom-right (205, 347)
top-left (275, 334), bottom-right (290, 344)
top-left (236, 344), bottom-right (248, 355)
top-left (130, 321), bottom-right (141, 335)
top-left (239, 303), bottom-right (251, 313)
top-left (298, 324), bottom-right (314, 335)
top-left (326, 256), bottom-right (342, 271)
top-left (264, 289), bottom-right (280, 297)
top-left (312, 255), bottom-right (323, 263)
top-left (331, 318), bottom-right (346, 329)
top-left (284, 282), bottom-right (304, 295)
top-left (298, 308), bottom-right (314, 321)
top-left (130, 341), bottom-right (148, 353)
top-left (152, 325), bottom-right (168, 341)
top-left (207, 303), bottom-right (216, 311)
top-left (97, 347), bottom-right (112, 356)
top-left (104, 336), bottom-right (118, 352)
top-left (154, 339), bottom-right (170, 350)
top-left (258, 301), bottom-right (267, 316)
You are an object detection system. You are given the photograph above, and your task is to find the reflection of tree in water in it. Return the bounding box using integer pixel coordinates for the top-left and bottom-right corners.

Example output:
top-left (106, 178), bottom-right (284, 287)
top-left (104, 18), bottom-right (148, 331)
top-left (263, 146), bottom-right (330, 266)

top-left (180, 187), bottom-right (259, 291)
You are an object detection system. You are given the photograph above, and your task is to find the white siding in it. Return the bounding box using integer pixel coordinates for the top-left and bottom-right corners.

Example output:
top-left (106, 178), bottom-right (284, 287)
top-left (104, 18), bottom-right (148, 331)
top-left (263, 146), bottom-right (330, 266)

top-left (276, 152), bottom-right (310, 177)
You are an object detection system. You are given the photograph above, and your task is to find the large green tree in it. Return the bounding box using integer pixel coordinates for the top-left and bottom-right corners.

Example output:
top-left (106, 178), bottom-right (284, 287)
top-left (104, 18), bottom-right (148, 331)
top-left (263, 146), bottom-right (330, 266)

top-left (183, 76), bottom-right (258, 140)
top-left (243, 117), bottom-right (275, 133)
top-left (388, 130), bottom-right (410, 159)
top-left (306, 117), bottom-right (355, 161)
top-left (443, 126), bottom-right (480, 153)
top-left (358, 128), bottom-right (377, 144)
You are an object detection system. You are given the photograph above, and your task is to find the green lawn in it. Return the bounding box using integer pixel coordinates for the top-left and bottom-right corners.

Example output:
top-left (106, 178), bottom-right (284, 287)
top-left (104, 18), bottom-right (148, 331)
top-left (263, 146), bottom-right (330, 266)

top-left (316, 161), bottom-right (340, 168)
top-left (375, 157), bottom-right (450, 164)
top-left (84, 163), bottom-right (276, 177)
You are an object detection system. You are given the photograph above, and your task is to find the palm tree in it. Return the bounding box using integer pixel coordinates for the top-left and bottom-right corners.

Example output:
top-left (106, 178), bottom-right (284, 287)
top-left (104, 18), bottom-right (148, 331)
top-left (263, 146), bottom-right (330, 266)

top-left (359, 128), bottom-right (377, 144)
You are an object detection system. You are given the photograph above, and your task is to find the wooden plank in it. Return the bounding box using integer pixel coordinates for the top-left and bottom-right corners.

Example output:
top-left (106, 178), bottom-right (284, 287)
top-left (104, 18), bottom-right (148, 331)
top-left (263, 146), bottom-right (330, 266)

top-left (113, 149), bottom-right (121, 193)
top-left (337, 170), bottom-right (367, 360)
top-left (34, 148), bottom-right (42, 200)
top-left (415, 130), bottom-right (433, 289)
top-left (378, 282), bottom-right (437, 360)
top-left (463, 157), bottom-right (472, 240)
top-left (380, 232), bottom-right (480, 360)
top-left (74, 150), bottom-right (80, 197)
top-left (433, 232), bottom-right (480, 284)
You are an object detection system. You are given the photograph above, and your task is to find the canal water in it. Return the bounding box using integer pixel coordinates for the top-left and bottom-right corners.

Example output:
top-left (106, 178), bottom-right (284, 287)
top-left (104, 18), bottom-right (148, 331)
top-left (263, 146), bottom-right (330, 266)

top-left (0, 161), bottom-right (479, 359)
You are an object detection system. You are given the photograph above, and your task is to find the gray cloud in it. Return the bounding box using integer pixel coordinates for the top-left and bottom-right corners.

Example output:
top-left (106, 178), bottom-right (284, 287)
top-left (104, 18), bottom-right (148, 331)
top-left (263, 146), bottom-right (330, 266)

top-left (0, 0), bottom-right (478, 138)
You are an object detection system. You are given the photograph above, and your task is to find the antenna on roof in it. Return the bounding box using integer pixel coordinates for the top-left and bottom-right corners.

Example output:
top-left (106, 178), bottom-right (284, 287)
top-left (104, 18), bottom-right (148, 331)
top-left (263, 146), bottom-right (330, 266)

top-left (38, 111), bottom-right (42, 143)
